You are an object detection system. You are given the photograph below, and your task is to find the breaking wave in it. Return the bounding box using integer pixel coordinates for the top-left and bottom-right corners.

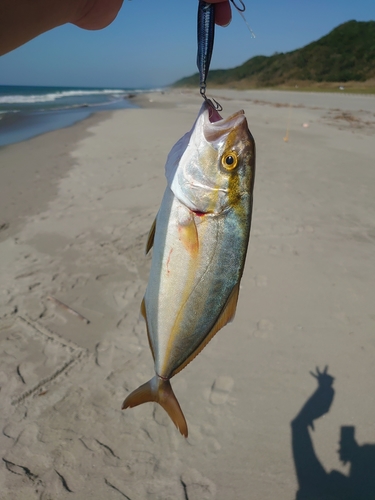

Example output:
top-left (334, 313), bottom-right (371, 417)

top-left (0, 89), bottom-right (127, 105)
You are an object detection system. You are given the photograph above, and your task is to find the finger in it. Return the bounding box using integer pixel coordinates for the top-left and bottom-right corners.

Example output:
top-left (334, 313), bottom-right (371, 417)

top-left (209, 1), bottom-right (232, 26)
top-left (74, 0), bottom-right (124, 30)
top-left (323, 365), bottom-right (328, 374)
top-left (310, 371), bottom-right (318, 379)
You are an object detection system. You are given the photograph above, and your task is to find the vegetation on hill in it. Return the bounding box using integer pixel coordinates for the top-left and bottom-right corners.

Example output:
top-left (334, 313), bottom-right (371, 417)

top-left (174, 20), bottom-right (375, 89)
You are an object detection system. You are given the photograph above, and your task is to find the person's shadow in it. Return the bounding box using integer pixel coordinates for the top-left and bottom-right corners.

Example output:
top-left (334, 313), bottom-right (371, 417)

top-left (291, 367), bottom-right (375, 500)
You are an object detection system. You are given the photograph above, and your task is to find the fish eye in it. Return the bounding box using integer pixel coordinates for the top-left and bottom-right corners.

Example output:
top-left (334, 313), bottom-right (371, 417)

top-left (221, 151), bottom-right (238, 171)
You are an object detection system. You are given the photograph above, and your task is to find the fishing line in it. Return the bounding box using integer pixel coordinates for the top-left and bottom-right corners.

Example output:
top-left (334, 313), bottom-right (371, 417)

top-left (229, 0), bottom-right (256, 38)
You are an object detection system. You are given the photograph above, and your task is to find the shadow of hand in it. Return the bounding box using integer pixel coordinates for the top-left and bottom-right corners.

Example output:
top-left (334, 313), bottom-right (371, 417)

top-left (293, 366), bottom-right (335, 430)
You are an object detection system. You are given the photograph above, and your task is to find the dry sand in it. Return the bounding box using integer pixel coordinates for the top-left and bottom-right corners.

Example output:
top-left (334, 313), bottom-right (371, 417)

top-left (1, 89), bottom-right (375, 499)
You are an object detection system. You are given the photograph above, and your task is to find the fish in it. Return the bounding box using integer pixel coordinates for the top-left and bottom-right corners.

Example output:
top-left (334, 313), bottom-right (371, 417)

top-left (122, 101), bottom-right (256, 437)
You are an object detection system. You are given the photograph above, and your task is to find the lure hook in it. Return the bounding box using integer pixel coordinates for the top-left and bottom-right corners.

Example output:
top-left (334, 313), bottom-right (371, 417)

top-left (200, 86), bottom-right (223, 112)
top-left (211, 98), bottom-right (223, 112)
top-left (229, 0), bottom-right (246, 12)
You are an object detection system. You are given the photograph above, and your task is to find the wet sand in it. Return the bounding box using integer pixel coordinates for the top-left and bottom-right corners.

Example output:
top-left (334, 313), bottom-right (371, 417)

top-left (1, 88), bottom-right (375, 499)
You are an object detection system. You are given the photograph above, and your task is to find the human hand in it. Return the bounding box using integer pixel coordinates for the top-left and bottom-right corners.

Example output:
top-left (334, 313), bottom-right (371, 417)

top-left (0, 0), bottom-right (123, 56)
top-left (71, 0), bottom-right (124, 30)
top-left (206, 0), bottom-right (232, 27)
top-left (0, 0), bottom-right (231, 56)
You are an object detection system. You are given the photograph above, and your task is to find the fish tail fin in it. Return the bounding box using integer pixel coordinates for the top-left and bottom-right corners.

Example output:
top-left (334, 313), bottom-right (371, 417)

top-left (122, 376), bottom-right (188, 437)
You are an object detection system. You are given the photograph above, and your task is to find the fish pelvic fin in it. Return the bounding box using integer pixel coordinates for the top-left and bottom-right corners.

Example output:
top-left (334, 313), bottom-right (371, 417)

top-left (171, 282), bottom-right (240, 378)
top-left (122, 376), bottom-right (188, 438)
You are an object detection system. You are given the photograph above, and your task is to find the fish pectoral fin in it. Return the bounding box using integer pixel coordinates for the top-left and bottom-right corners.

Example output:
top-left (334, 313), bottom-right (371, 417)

top-left (141, 298), bottom-right (155, 361)
top-left (122, 376), bottom-right (188, 437)
top-left (171, 282), bottom-right (240, 378)
top-left (145, 215), bottom-right (157, 254)
top-left (178, 214), bottom-right (199, 257)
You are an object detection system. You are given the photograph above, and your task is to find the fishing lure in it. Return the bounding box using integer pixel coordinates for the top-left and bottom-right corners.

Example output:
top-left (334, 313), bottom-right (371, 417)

top-left (197, 0), bottom-right (251, 109)
top-left (197, 1), bottom-right (215, 103)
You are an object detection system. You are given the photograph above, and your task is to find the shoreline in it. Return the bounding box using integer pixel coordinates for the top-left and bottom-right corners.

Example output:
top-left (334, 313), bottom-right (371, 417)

top-left (0, 88), bottom-right (185, 244)
top-left (0, 110), bottom-right (113, 241)
top-left (0, 89), bottom-right (176, 241)
top-left (2, 86), bottom-right (374, 150)
top-left (0, 96), bottom-right (138, 148)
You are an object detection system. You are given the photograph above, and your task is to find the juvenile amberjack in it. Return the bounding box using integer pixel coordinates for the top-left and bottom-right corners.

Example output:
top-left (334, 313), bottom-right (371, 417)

top-left (122, 102), bottom-right (256, 437)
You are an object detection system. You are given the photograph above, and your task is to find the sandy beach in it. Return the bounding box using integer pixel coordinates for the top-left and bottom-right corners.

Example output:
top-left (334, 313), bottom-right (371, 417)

top-left (1, 88), bottom-right (375, 499)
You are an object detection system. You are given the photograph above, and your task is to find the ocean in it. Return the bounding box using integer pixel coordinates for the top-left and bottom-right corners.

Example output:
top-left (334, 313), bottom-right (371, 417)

top-left (0, 85), bottom-right (151, 148)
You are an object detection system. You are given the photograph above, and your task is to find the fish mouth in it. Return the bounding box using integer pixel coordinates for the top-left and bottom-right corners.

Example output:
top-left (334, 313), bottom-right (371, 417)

top-left (202, 101), bottom-right (245, 142)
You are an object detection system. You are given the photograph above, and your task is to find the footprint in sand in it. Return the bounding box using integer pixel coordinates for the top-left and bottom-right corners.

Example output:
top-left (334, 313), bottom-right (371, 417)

top-left (181, 469), bottom-right (216, 500)
top-left (268, 245), bottom-right (279, 255)
top-left (254, 275), bottom-right (268, 287)
top-left (209, 376), bottom-right (234, 405)
top-left (17, 361), bottom-right (38, 387)
top-left (13, 422), bottom-right (40, 447)
top-left (95, 340), bottom-right (114, 369)
top-left (253, 318), bottom-right (274, 338)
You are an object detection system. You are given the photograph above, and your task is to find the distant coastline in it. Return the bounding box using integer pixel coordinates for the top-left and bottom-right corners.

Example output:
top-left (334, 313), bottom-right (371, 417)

top-left (173, 20), bottom-right (375, 94)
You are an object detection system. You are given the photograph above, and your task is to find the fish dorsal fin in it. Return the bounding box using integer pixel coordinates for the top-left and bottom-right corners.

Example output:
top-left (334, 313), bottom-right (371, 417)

top-left (145, 216), bottom-right (157, 254)
top-left (171, 282), bottom-right (240, 377)
top-left (141, 298), bottom-right (155, 361)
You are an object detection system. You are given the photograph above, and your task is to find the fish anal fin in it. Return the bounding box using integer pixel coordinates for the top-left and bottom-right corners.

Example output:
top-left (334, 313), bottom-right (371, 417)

top-left (122, 376), bottom-right (188, 437)
top-left (178, 215), bottom-right (199, 257)
top-left (171, 282), bottom-right (240, 378)
top-left (140, 297), bottom-right (155, 361)
top-left (214, 281), bottom-right (240, 329)
top-left (140, 297), bottom-right (147, 320)
top-left (145, 216), bottom-right (157, 254)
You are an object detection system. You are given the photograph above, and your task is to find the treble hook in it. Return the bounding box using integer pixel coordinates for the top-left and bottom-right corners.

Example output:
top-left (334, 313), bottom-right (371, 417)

top-left (210, 97), bottom-right (223, 112)
top-left (200, 86), bottom-right (223, 112)
top-left (229, 0), bottom-right (246, 12)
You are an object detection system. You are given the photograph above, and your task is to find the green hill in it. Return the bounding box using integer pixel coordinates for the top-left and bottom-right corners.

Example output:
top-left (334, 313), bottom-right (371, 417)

top-left (174, 20), bottom-right (375, 89)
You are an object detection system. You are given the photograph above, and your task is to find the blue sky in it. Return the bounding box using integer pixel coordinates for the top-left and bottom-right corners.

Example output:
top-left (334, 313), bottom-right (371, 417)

top-left (0, 0), bottom-right (373, 89)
